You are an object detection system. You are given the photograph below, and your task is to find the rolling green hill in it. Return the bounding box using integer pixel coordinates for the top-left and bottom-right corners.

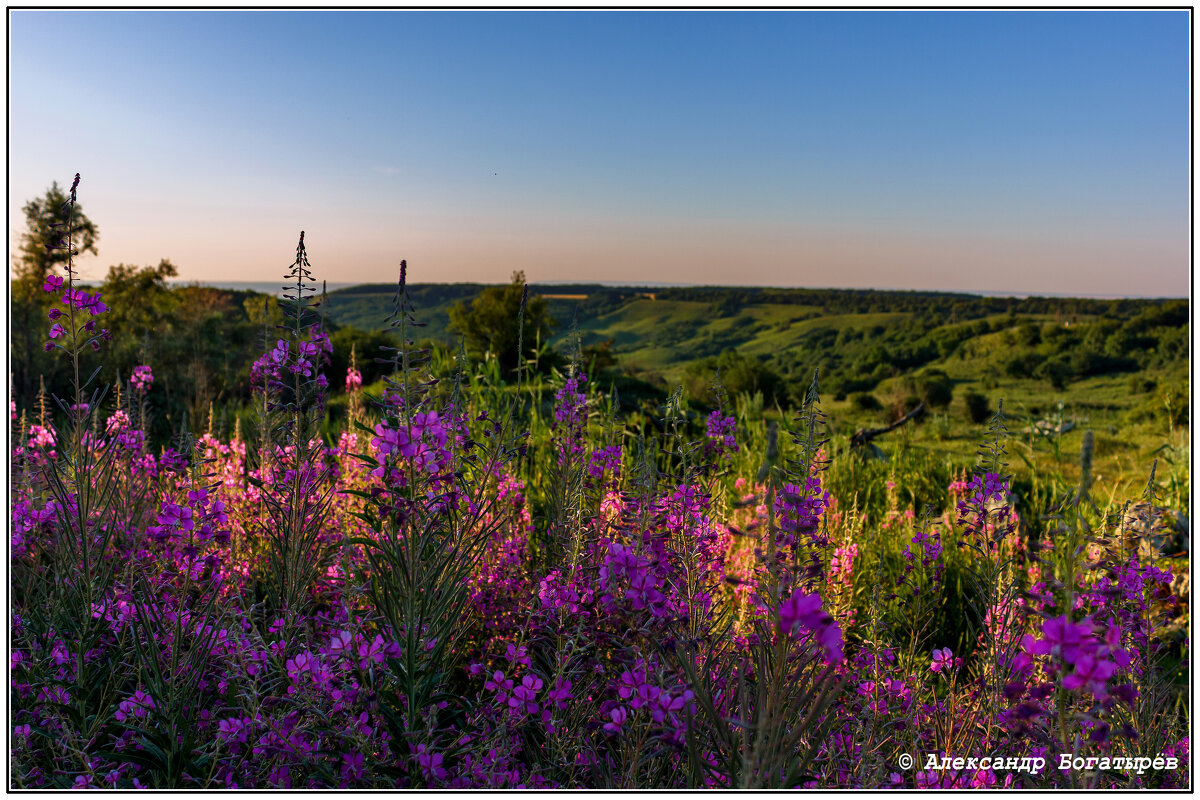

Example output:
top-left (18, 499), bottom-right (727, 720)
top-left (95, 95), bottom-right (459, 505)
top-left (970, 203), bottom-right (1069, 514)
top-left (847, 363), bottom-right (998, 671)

top-left (321, 283), bottom-right (1188, 444)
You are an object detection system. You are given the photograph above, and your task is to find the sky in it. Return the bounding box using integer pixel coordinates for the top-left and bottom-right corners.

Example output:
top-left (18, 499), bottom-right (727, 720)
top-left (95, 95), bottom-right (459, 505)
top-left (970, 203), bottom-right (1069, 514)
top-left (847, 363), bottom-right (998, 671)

top-left (7, 9), bottom-right (1191, 296)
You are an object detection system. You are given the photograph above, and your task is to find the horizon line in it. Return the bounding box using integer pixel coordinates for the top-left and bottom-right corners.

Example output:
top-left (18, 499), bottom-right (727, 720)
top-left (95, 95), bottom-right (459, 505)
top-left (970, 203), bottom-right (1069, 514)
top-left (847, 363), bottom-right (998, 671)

top-left (163, 278), bottom-right (1189, 302)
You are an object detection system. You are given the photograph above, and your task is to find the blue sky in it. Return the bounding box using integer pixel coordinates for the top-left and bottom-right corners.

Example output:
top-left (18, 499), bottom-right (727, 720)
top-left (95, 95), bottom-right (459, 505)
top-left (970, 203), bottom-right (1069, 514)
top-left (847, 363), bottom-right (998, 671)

top-left (8, 9), bottom-right (1190, 295)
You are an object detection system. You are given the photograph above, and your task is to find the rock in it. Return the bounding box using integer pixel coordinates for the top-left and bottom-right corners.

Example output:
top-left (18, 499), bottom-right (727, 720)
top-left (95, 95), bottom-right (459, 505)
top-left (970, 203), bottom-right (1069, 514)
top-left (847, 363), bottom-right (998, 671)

top-left (1025, 419), bottom-right (1076, 435)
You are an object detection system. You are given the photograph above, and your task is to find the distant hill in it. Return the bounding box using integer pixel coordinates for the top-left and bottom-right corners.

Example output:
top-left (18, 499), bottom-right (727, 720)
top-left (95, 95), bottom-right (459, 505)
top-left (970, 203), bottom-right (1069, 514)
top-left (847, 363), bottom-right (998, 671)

top-left (321, 282), bottom-right (1188, 403)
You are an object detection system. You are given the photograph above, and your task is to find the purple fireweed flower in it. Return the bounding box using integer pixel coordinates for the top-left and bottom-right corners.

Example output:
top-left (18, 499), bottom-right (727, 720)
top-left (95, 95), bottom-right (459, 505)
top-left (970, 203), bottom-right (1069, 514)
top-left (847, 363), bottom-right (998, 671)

top-left (42, 274), bottom-right (64, 293)
top-left (552, 372), bottom-right (588, 461)
top-left (505, 643), bottom-right (531, 666)
top-left (546, 677), bottom-right (573, 710)
top-left (370, 411), bottom-right (451, 479)
top-left (778, 591), bottom-right (844, 663)
top-left (26, 424), bottom-right (57, 450)
top-left (587, 444), bottom-right (622, 482)
top-left (485, 670), bottom-right (514, 703)
top-left (931, 647), bottom-right (954, 673)
top-left (105, 410), bottom-right (131, 435)
top-left (48, 323), bottom-right (65, 339)
top-left (1103, 619), bottom-right (1132, 668)
top-left (156, 502), bottom-right (195, 533)
top-left (1063, 654), bottom-right (1117, 699)
top-left (38, 686), bottom-right (70, 705)
top-left (511, 673), bottom-right (543, 715)
top-left (285, 651), bottom-right (317, 680)
top-left (357, 634), bottom-right (398, 668)
top-left (131, 365), bottom-right (154, 392)
top-left (82, 292), bottom-right (107, 315)
top-left (650, 688), bottom-right (694, 726)
top-left (345, 367), bottom-right (362, 392)
top-left (218, 717), bottom-right (249, 744)
top-left (342, 752), bottom-right (365, 783)
top-left (326, 629), bottom-right (353, 656)
top-left (618, 669), bottom-right (648, 704)
top-left (414, 744), bottom-right (448, 782)
top-left (1034, 615), bottom-right (1095, 664)
top-left (602, 706), bottom-right (628, 734)
top-left (114, 690), bottom-right (155, 722)
top-left (705, 410), bottom-right (738, 460)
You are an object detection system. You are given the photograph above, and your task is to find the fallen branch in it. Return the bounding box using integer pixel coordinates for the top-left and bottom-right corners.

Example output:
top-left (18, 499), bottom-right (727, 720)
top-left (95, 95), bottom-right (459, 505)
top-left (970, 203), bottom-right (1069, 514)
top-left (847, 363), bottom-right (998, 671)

top-left (850, 400), bottom-right (926, 449)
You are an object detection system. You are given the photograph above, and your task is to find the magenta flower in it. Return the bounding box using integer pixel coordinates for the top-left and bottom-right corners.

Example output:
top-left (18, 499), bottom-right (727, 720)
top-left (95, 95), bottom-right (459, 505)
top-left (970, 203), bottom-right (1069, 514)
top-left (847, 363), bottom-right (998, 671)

top-left (1063, 654), bottom-right (1117, 699)
top-left (511, 674), bottom-right (543, 715)
top-left (1036, 615), bottom-right (1094, 663)
top-left (105, 410), bottom-right (130, 435)
top-left (156, 502), bottom-right (194, 532)
top-left (415, 745), bottom-right (447, 782)
top-left (218, 717), bottom-right (249, 743)
top-left (342, 752), bottom-right (365, 782)
top-left (485, 670), bottom-right (514, 703)
top-left (931, 647), bottom-right (954, 673)
top-left (131, 365), bottom-right (154, 392)
top-left (779, 591), bottom-right (844, 663)
top-left (326, 629), bottom-right (353, 655)
top-left (82, 292), bottom-right (107, 315)
top-left (602, 705), bottom-right (628, 734)
top-left (546, 677), bottom-right (573, 710)
top-left (42, 274), bottom-right (63, 293)
top-left (285, 651), bottom-right (317, 681)
top-left (114, 690), bottom-right (156, 722)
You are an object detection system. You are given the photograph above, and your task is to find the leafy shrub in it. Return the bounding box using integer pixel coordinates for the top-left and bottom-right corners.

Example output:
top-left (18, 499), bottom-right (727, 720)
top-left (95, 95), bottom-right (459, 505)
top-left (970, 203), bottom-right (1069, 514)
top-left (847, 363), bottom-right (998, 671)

top-left (962, 389), bottom-right (990, 423)
top-left (849, 391), bottom-right (882, 412)
top-left (683, 349), bottom-right (785, 409)
top-left (898, 370), bottom-right (953, 409)
top-left (1002, 348), bottom-right (1045, 378)
top-left (1033, 355), bottom-right (1073, 389)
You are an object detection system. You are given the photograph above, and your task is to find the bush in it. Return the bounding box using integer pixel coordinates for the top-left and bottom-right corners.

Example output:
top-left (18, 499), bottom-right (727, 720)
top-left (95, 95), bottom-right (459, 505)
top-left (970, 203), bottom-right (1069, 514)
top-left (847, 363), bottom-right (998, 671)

top-left (1128, 375), bottom-right (1158, 395)
top-left (1069, 349), bottom-right (1137, 378)
top-left (1001, 348), bottom-right (1045, 379)
top-left (899, 370), bottom-right (953, 409)
top-left (962, 389), bottom-right (991, 424)
top-left (849, 392), bottom-right (882, 412)
top-left (684, 349), bottom-right (785, 408)
top-left (1033, 355), bottom-right (1073, 390)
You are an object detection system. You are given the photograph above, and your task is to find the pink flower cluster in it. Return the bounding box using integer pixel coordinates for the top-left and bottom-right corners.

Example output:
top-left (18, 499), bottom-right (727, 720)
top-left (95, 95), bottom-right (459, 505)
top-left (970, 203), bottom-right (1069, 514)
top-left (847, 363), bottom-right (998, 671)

top-left (370, 410), bottom-right (451, 480)
top-left (131, 365), bottom-right (154, 393)
top-left (1020, 615), bottom-right (1127, 701)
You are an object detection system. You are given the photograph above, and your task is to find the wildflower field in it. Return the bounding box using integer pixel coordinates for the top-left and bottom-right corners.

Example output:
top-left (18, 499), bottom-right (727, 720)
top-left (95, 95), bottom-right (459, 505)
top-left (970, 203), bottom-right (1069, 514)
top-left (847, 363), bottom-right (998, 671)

top-left (9, 179), bottom-right (1191, 790)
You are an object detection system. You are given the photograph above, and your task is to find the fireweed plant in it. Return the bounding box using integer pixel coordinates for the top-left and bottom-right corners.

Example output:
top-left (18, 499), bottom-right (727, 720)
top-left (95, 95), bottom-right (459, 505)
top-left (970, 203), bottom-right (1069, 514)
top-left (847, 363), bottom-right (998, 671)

top-left (10, 178), bottom-right (1190, 789)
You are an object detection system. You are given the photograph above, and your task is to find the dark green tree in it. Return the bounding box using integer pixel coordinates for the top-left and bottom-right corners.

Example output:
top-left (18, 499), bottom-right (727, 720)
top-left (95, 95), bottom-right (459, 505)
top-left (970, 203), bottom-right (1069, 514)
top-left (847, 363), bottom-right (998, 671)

top-left (328, 326), bottom-right (399, 390)
top-left (962, 389), bottom-right (992, 424)
top-left (11, 181), bottom-right (100, 408)
top-left (448, 271), bottom-right (555, 377)
top-left (684, 349), bottom-right (786, 408)
top-left (100, 260), bottom-right (179, 358)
